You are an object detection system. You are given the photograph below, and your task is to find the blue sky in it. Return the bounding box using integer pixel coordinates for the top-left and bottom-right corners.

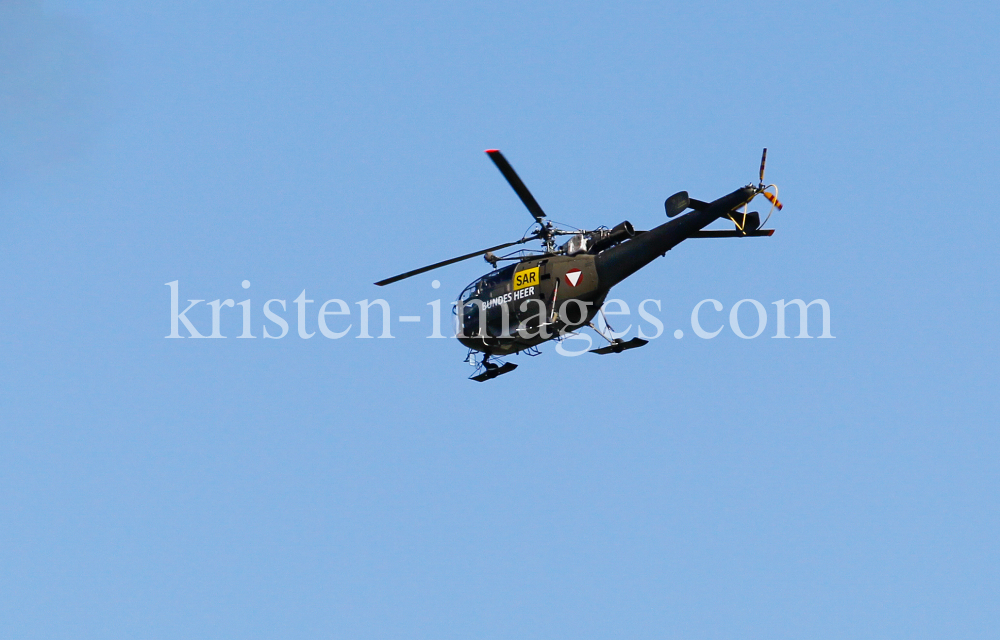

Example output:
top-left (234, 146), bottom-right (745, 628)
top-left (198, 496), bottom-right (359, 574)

top-left (1, 1), bottom-right (998, 638)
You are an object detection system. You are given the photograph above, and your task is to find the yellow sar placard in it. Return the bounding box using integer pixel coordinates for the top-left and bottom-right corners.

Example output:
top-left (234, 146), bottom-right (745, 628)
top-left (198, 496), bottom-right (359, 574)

top-left (513, 266), bottom-right (539, 290)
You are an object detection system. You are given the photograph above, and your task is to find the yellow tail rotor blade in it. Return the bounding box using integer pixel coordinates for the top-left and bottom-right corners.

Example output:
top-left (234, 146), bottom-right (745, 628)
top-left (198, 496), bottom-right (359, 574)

top-left (762, 191), bottom-right (783, 210)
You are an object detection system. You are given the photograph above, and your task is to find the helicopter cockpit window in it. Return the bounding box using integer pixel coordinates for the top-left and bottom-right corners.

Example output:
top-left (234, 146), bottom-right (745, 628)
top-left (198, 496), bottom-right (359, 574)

top-left (460, 281), bottom-right (478, 303)
top-left (459, 264), bottom-right (518, 337)
top-left (460, 264), bottom-right (516, 302)
top-left (487, 264), bottom-right (516, 287)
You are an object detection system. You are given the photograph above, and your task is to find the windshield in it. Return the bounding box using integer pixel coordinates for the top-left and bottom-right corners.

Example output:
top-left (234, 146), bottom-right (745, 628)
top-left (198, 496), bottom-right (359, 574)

top-left (458, 264), bottom-right (517, 336)
top-left (459, 264), bottom-right (516, 303)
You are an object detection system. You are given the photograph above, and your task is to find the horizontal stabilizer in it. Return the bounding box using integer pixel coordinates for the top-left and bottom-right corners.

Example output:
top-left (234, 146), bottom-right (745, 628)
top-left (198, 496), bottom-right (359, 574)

top-left (688, 198), bottom-right (710, 211)
top-left (470, 362), bottom-right (518, 382)
top-left (590, 337), bottom-right (649, 355)
top-left (689, 229), bottom-right (775, 238)
top-left (665, 191), bottom-right (689, 217)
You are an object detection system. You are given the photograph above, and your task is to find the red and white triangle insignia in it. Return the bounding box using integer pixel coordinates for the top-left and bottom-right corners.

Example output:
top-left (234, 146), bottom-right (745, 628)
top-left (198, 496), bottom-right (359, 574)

top-left (565, 269), bottom-right (582, 287)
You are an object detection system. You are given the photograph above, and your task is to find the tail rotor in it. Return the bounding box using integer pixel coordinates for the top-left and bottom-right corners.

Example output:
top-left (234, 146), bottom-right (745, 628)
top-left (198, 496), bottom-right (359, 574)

top-left (755, 147), bottom-right (783, 209)
top-left (727, 148), bottom-right (784, 234)
top-left (754, 148), bottom-right (783, 227)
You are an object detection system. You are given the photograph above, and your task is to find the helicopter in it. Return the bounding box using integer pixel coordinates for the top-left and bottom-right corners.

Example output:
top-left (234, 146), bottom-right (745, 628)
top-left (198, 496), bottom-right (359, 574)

top-left (375, 149), bottom-right (784, 381)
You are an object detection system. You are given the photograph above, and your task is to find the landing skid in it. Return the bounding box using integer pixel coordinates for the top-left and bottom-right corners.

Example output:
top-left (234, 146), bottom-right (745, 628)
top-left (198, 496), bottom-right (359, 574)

top-left (587, 316), bottom-right (649, 355)
top-left (590, 337), bottom-right (648, 355)
top-left (468, 352), bottom-right (518, 382)
top-left (470, 362), bottom-right (518, 382)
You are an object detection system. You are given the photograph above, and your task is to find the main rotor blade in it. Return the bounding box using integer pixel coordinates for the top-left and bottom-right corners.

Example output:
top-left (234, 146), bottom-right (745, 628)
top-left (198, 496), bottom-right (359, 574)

top-left (485, 149), bottom-right (547, 224)
top-left (374, 239), bottom-right (527, 286)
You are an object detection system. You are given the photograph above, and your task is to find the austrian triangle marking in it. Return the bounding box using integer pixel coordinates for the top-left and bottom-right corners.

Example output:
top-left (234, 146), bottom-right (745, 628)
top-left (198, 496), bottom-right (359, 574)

top-left (565, 269), bottom-right (582, 287)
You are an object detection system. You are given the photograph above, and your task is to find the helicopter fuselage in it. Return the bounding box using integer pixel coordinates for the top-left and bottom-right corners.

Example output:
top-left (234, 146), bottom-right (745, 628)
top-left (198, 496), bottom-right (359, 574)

top-left (457, 185), bottom-right (758, 355)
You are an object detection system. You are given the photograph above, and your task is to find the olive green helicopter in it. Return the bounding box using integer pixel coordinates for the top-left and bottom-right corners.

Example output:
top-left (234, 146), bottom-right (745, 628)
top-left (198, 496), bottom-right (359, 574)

top-left (376, 149), bottom-right (783, 381)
